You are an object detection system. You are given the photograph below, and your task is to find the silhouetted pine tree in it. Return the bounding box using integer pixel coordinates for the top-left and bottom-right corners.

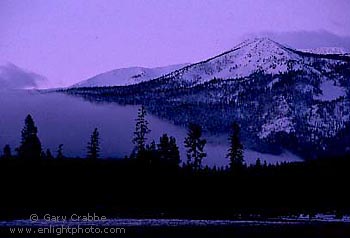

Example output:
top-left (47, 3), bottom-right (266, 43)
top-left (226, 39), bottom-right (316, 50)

top-left (2, 145), bottom-right (12, 159)
top-left (227, 122), bottom-right (244, 172)
top-left (40, 150), bottom-right (46, 159)
top-left (157, 134), bottom-right (180, 167)
top-left (169, 136), bottom-right (180, 167)
top-left (263, 160), bottom-right (268, 169)
top-left (132, 105), bottom-right (151, 157)
top-left (87, 128), bottom-right (100, 160)
top-left (44, 149), bottom-right (53, 159)
top-left (146, 140), bottom-right (157, 153)
top-left (255, 158), bottom-right (262, 169)
top-left (57, 144), bottom-right (64, 159)
top-left (18, 114), bottom-right (42, 160)
top-left (144, 140), bottom-right (159, 165)
top-left (184, 123), bottom-right (207, 170)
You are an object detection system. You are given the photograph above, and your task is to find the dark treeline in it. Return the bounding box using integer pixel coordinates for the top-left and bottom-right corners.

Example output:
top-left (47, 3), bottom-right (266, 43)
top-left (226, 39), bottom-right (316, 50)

top-left (0, 107), bottom-right (350, 221)
top-left (0, 106), bottom-right (243, 171)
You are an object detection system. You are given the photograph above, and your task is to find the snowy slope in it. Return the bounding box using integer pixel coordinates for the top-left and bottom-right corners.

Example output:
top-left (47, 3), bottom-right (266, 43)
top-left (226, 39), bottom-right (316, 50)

top-left (159, 38), bottom-right (327, 86)
top-left (72, 64), bottom-right (187, 88)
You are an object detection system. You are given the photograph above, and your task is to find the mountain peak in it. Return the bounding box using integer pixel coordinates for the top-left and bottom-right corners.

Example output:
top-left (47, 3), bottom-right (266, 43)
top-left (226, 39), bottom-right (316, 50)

top-left (234, 37), bottom-right (280, 50)
top-left (244, 37), bottom-right (275, 44)
top-left (167, 37), bottom-right (300, 85)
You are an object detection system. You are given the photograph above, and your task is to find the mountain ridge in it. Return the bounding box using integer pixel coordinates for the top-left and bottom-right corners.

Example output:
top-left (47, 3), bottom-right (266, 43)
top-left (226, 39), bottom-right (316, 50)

top-left (125, 38), bottom-right (349, 89)
top-left (71, 63), bottom-right (188, 88)
top-left (71, 38), bottom-right (350, 89)
top-left (62, 38), bottom-right (350, 159)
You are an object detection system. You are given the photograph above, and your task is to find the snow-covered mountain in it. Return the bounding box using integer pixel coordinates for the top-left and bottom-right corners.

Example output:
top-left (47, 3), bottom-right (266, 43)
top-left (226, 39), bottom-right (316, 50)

top-left (153, 38), bottom-right (349, 87)
top-left (72, 64), bottom-right (188, 88)
top-left (71, 38), bottom-right (349, 88)
top-left (162, 38), bottom-right (303, 85)
top-left (63, 38), bottom-right (350, 159)
top-left (0, 62), bottom-right (47, 90)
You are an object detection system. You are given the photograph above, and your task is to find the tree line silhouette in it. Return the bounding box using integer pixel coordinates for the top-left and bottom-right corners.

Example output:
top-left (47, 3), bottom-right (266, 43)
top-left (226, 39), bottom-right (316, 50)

top-left (0, 105), bottom-right (246, 172)
top-left (0, 106), bottom-right (350, 221)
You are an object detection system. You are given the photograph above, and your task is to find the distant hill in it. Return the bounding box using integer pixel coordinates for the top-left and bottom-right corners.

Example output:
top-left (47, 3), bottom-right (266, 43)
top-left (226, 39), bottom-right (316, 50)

top-left (71, 64), bottom-right (188, 88)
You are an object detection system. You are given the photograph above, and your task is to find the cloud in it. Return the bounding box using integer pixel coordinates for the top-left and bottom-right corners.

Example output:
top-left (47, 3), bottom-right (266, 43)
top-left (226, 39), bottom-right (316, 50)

top-left (0, 62), bottom-right (47, 89)
top-left (245, 30), bottom-right (350, 51)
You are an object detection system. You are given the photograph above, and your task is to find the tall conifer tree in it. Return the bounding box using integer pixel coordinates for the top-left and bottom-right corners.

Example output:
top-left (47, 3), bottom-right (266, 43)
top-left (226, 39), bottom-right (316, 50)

top-left (132, 105), bottom-right (151, 157)
top-left (87, 128), bottom-right (100, 159)
top-left (184, 123), bottom-right (206, 170)
top-left (227, 122), bottom-right (244, 172)
top-left (18, 114), bottom-right (42, 160)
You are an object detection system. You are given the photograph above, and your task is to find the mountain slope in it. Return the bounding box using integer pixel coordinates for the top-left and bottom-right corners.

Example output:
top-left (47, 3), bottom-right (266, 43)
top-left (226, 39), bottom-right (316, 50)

top-left (165, 38), bottom-right (303, 85)
top-left (72, 64), bottom-right (188, 88)
top-left (62, 38), bottom-right (350, 159)
top-left (151, 38), bottom-right (349, 88)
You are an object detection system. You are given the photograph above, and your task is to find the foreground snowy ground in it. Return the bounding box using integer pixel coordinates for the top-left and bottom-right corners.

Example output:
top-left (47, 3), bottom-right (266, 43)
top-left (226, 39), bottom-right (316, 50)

top-left (1, 214), bottom-right (350, 227)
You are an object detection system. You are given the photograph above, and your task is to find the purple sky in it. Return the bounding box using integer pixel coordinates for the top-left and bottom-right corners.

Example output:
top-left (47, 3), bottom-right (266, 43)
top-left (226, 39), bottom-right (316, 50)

top-left (1, 0), bottom-right (350, 87)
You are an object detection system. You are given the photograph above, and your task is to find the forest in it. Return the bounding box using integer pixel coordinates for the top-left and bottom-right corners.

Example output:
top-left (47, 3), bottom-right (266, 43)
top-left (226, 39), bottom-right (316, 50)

top-left (1, 106), bottom-right (350, 223)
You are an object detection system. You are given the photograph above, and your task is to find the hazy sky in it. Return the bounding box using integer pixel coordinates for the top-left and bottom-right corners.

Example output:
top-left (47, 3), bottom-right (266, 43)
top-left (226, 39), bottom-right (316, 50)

top-left (1, 0), bottom-right (349, 87)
